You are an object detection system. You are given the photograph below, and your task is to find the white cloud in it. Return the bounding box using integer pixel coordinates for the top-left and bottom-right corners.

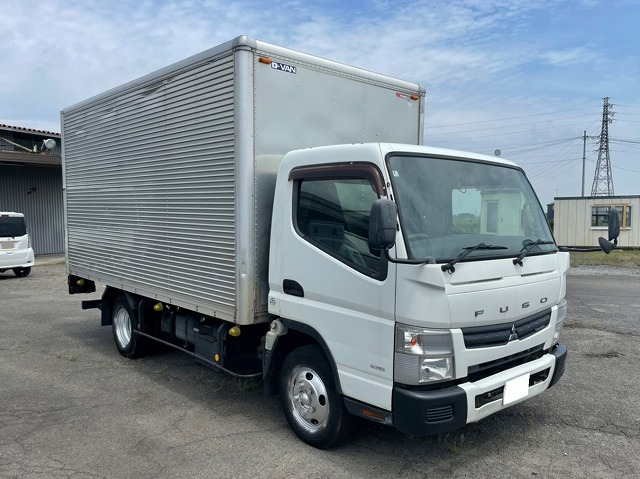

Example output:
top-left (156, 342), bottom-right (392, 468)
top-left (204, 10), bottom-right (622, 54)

top-left (1, 0), bottom-right (570, 106)
top-left (1, 0), bottom-right (638, 205)
top-left (538, 47), bottom-right (601, 67)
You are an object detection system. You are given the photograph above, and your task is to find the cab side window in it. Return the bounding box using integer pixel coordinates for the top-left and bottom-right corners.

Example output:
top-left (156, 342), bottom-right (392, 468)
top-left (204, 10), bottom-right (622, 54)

top-left (295, 177), bottom-right (385, 278)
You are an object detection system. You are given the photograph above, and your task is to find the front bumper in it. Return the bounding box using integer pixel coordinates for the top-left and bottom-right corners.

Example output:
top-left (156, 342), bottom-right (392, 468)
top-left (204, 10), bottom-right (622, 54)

top-left (393, 343), bottom-right (567, 435)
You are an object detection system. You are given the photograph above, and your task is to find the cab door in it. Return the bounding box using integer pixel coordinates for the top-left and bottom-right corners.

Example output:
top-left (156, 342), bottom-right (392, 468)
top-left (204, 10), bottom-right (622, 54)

top-left (268, 163), bottom-right (397, 411)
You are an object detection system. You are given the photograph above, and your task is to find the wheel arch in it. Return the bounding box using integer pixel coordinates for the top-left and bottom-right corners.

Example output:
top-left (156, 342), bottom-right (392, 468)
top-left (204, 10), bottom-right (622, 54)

top-left (264, 319), bottom-right (342, 396)
top-left (100, 287), bottom-right (138, 326)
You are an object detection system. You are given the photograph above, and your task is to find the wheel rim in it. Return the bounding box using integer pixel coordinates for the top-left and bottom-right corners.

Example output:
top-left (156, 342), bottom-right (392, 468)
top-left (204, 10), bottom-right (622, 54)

top-left (287, 366), bottom-right (330, 433)
top-left (114, 306), bottom-right (132, 348)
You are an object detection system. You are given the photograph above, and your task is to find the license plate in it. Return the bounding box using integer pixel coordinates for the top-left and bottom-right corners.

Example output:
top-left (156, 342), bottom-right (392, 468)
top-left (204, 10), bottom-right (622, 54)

top-left (503, 373), bottom-right (530, 405)
top-left (1, 241), bottom-right (15, 250)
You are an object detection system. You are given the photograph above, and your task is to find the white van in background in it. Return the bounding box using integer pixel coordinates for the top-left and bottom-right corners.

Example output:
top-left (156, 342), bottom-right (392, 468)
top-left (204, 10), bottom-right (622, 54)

top-left (0, 212), bottom-right (34, 277)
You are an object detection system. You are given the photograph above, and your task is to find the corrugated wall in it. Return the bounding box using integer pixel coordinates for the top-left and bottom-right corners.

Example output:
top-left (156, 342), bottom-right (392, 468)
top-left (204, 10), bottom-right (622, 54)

top-left (63, 52), bottom-right (237, 318)
top-left (554, 197), bottom-right (640, 247)
top-left (0, 165), bottom-right (64, 254)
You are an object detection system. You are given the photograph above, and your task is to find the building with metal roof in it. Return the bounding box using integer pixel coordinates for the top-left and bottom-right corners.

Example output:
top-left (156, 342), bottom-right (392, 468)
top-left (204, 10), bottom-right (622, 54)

top-left (553, 195), bottom-right (640, 248)
top-left (0, 124), bottom-right (64, 254)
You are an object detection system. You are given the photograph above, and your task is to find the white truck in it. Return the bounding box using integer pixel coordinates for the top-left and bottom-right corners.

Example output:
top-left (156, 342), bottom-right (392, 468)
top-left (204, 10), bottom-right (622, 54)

top-left (62, 36), bottom-right (568, 448)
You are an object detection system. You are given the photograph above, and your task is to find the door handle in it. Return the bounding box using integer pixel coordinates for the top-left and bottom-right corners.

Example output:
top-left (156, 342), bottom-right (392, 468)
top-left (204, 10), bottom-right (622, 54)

top-left (283, 279), bottom-right (304, 297)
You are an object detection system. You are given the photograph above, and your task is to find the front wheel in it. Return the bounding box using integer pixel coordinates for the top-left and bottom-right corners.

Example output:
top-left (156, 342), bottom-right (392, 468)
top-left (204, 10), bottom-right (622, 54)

top-left (111, 296), bottom-right (149, 359)
top-left (279, 345), bottom-right (355, 448)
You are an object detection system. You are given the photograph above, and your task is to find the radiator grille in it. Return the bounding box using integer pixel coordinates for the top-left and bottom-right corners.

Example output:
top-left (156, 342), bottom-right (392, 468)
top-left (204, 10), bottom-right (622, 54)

top-left (462, 309), bottom-right (551, 349)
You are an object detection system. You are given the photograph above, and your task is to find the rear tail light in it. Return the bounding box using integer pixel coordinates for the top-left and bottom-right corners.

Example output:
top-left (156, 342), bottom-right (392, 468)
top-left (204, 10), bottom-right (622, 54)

top-left (28, 234), bottom-right (32, 248)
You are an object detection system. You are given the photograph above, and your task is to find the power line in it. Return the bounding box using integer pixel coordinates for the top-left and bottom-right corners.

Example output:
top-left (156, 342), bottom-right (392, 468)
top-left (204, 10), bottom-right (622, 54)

top-left (519, 157), bottom-right (584, 165)
top-left (426, 120), bottom-right (593, 138)
top-left (525, 148), bottom-right (580, 174)
top-left (508, 121), bottom-right (599, 161)
top-left (611, 138), bottom-right (640, 144)
top-left (611, 143), bottom-right (640, 150)
top-left (516, 122), bottom-right (601, 186)
top-left (426, 105), bottom-right (599, 128)
top-left (427, 113), bottom-right (597, 132)
top-left (586, 158), bottom-right (640, 175)
top-left (529, 158), bottom-right (582, 182)
top-left (530, 144), bottom-right (584, 179)
top-left (501, 136), bottom-right (580, 150)
top-left (612, 148), bottom-right (640, 154)
top-left (526, 140), bottom-right (584, 180)
top-left (507, 140), bottom-right (582, 157)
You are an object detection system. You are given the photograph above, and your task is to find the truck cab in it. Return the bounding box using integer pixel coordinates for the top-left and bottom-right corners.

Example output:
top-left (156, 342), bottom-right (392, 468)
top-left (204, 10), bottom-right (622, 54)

top-left (266, 143), bottom-right (567, 447)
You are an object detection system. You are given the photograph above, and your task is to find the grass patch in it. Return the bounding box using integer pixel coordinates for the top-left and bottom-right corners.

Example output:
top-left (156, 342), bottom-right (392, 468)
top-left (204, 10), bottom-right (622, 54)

top-left (570, 250), bottom-right (640, 268)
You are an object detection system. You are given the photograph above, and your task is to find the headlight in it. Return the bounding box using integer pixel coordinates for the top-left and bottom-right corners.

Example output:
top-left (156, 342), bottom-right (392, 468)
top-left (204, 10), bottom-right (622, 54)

top-left (553, 299), bottom-right (567, 345)
top-left (394, 324), bottom-right (454, 384)
top-left (420, 357), bottom-right (453, 382)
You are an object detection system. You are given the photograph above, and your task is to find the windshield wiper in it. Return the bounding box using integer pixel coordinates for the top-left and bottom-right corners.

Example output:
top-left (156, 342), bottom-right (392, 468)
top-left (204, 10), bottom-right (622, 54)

top-left (441, 243), bottom-right (508, 274)
top-left (513, 239), bottom-right (555, 266)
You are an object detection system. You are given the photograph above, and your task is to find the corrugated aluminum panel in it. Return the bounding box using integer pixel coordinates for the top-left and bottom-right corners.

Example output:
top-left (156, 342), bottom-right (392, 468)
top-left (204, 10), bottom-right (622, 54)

top-left (0, 165), bottom-right (64, 254)
top-left (64, 52), bottom-right (237, 318)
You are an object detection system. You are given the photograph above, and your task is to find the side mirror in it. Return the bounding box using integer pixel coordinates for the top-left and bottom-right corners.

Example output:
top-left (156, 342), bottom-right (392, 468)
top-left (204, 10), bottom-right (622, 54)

top-left (369, 199), bottom-right (397, 250)
top-left (598, 207), bottom-right (620, 254)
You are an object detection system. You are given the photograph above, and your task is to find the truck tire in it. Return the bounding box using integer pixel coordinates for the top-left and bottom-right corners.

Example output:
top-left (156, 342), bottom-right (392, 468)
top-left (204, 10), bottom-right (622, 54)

top-left (279, 345), bottom-right (355, 448)
top-left (13, 267), bottom-right (31, 277)
top-left (111, 296), bottom-right (148, 359)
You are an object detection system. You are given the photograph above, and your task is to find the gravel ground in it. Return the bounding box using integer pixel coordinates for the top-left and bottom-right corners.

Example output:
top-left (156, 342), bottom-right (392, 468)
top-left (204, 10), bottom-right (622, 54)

top-left (568, 265), bottom-right (640, 276)
top-left (1, 263), bottom-right (639, 478)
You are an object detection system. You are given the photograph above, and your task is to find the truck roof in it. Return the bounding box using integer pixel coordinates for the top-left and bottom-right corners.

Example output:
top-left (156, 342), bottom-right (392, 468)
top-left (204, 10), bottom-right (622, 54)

top-left (285, 143), bottom-right (519, 169)
top-left (378, 143), bottom-right (519, 168)
top-left (62, 36), bottom-right (425, 114)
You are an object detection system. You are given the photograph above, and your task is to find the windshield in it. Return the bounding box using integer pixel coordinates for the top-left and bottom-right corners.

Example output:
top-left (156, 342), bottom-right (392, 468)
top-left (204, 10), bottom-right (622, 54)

top-left (387, 155), bottom-right (556, 262)
top-left (0, 216), bottom-right (27, 237)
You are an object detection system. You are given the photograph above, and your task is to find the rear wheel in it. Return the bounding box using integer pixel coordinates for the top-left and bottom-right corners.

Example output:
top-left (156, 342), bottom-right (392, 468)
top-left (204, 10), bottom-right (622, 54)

top-left (279, 345), bottom-right (355, 448)
top-left (13, 267), bottom-right (31, 277)
top-left (112, 296), bottom-right (149, 358)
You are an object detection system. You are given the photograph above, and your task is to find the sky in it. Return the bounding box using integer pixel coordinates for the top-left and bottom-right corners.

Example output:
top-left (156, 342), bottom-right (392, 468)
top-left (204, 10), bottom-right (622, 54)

top-left (1, 0), bottom-right (639, 207)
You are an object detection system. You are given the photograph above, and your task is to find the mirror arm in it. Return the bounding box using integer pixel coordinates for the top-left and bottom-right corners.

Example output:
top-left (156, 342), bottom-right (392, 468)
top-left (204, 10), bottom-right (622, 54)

top-left (384, 249), bottom-right (436, 265)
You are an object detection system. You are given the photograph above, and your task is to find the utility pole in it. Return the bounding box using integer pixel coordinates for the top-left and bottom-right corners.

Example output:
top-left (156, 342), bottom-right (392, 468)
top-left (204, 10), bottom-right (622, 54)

top-left (590, 97), bottom-right (615, 196)
top-left (581, 130), bottom-right (586, 197)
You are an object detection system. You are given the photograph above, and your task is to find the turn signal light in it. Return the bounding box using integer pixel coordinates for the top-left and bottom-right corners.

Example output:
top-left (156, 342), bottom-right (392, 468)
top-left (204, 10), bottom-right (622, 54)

top-left (362, 409), bottom-right (385, 420)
